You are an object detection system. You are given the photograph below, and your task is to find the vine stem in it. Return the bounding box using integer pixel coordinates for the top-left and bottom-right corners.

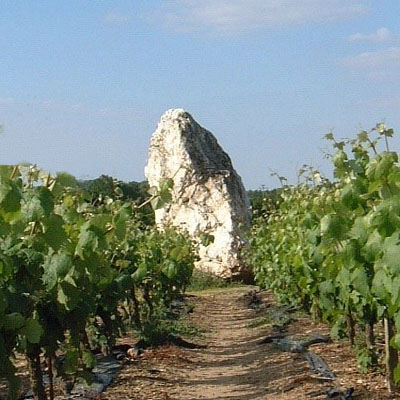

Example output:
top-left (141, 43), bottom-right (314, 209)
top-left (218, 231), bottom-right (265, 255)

top-left (365, 321), bottom-right (375, 349)
top-left (27, 347), bottom-right (47, 400)
top-left (47, 356), bottom-right (54, 400)
top-left (346, 307), bottom-right (355, 347)
top-left (384, 134), bottom-right (390, 152)
top-left (10, 165), bottom-right (18, 180)
top-left (136, 193), bottom-right (157, 210)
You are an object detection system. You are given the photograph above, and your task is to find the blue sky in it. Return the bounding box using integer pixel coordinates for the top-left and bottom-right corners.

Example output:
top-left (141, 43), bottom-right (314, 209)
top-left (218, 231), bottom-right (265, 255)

top-left (1, 0), bottom-right (400, 189)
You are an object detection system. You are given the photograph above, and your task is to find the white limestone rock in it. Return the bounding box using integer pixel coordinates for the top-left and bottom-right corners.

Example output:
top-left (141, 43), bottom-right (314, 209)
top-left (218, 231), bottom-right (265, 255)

top-left (145, 109), bottom-right (250, 279)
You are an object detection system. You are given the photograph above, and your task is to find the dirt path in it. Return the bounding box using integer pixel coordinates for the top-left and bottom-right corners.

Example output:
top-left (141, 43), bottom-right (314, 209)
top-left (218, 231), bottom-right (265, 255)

top-left (105, 287), bottom-right (393, 400)
top-left (168, 287), bottom-right (273, 400)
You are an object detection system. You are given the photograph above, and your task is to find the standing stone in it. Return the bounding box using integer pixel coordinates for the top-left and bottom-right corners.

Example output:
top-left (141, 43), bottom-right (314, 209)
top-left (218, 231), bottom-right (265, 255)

top-left (145, 109), bottom-right (250, 280)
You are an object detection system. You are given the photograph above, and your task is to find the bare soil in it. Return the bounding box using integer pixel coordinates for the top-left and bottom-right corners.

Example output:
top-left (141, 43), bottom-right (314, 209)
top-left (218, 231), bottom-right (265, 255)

top-left (1, 286), bottom-right (395, 399)
top-left (104, 287), bottom-right (395, 400)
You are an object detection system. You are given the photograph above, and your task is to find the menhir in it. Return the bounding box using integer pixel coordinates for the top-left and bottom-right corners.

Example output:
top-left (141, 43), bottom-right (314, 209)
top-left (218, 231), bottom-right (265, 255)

top-left (145, 109), bottom-right (250, 280)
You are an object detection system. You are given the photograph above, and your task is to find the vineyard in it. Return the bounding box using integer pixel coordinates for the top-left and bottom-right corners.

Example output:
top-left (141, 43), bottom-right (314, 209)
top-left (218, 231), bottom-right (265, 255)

top-left (0, 166), bottom-right (196, 399)
top-left (2, 124), bottom-right (400, 399)
top-left (249, 124), bottom-right (400, 394)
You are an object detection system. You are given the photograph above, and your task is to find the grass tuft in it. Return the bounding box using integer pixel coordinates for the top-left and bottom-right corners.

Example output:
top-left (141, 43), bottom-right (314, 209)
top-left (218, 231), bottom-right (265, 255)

top-left (187, 270), bottom-right (242, 291)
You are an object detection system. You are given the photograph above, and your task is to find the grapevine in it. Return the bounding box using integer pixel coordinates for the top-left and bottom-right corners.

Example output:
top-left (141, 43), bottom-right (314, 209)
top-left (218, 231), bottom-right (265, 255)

top-left (0, 165), bottom-right (197, 399)
top-left (248, 124), bottom-right (400, 393)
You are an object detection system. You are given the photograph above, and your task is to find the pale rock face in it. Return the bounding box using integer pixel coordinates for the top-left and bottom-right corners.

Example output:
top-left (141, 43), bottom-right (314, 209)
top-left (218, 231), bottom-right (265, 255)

top-left (145, 109), bottom-right (250, 279)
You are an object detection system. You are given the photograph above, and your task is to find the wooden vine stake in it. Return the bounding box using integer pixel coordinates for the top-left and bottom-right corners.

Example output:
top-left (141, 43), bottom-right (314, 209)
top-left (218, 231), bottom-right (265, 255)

top-left (384, 315), bottom-right (398, 393)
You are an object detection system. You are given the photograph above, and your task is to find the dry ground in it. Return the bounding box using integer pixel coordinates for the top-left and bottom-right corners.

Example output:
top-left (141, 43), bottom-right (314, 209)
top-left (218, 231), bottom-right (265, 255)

top-left (104, 287), bottom-right (395, 400)
top-left (0, 287), bottom-right (395, 399)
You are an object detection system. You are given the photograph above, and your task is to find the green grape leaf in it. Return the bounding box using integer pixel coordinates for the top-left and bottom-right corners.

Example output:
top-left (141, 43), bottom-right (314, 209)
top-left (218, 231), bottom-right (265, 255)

top-left (372, 268), bottom-right (391, 301)
top-left (114, 186), bottom-right (123, 197)
top-left (38, 187), bottom-right (54, 216)
top-left (361, 230), bottom-right (382, 262)
top-left (150, 178), bottom-right (174, 210)
top-left (391, 277), bottom-right (400, 305)
top-left (21, 318), bottom-right (43, 344)
top-left (160, 178), bottom-right (174, 191)
top-left (22, 194), bottom-right (44, 221)
top-left (348, 160), bottom-right (364, 175)
top-left (394, 364), bottom-right (400, 384)
top-left (63, 349), bottom-right (79, 375)
top-left (0, 180), bottom-right (22, 220)
top-left (341, 185), bottom-right (359, 210)
top-left (89, 214), bottom-right (111, 230)
top-left (42, 214), bottom-right (68, 251)
top-left (371, 199), bottom-right (400, 237)
top-left (351, 268), bottom-right (370, 297)
top-left (82, 350), bottom-right (97, 369)
top-left (199, 233), bottom-right (215, 247)
top-left (375, 152), bottom-right (397, 179)
top-left (170, 245), bottom-right (190, 261)
top-left (132, 263), bottom-right (147, 282)
top-left (150, 192), bottom-right (172, 210)
top-left (395, 312), bottom-right (400, 332)
top-left (57, 281), bottom-right (80, 310)
top-left (116, 259), bottom-right (130, 270)
top-left (75, 226), bottom-right (99, 258)
top-left (382, 234), bottom-right (400, 275)
top-left (115, 273), bottom-right (131, 290)
top-left (350, 216), bottom-right (369, 242)
top-left (43, 251), bottom-right (73, 289)
top-left (147, 186), bottom-right (158, 196)
top-left (113, 208), bottom-right (130, 240)
top-left (163, 260), bottom-right (177, 279)
top-left (337, 267), bottom-right (351, 289)
top-left (333, 150), bottom-right (348, 172)
top-left (368, 180), bottom-right (382, 194)
top-left (321, 214), bottom-right (347, 240)
top-left (0, 215), bottom-right (10, 236)
top-left (3, 313), bottom-right (25, 331)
